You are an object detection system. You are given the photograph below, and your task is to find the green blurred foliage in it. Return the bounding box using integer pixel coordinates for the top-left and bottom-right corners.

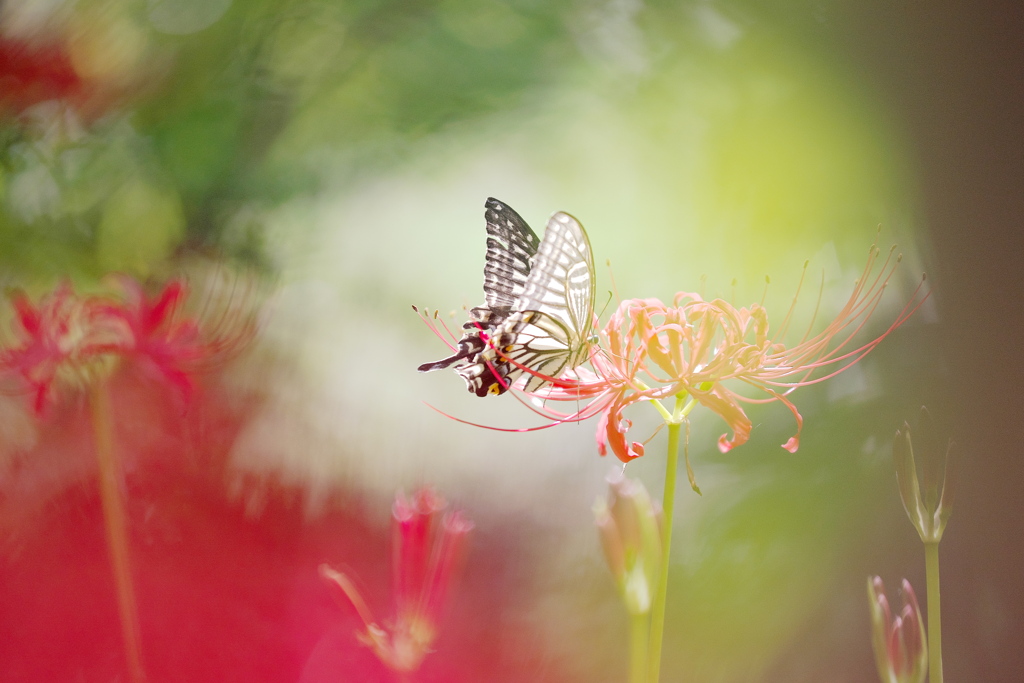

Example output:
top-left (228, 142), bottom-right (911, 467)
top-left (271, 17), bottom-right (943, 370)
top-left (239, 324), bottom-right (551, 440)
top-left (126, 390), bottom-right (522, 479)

top-left (0, 0), bottom-right (912, 287)
top-left (0, 0), bottom-right (582, 281)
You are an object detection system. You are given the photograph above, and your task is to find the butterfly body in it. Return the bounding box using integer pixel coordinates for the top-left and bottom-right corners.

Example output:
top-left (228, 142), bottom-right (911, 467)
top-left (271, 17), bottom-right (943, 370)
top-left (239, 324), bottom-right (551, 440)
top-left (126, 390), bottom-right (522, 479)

top-left (418, 198), bottom-right (596, 396)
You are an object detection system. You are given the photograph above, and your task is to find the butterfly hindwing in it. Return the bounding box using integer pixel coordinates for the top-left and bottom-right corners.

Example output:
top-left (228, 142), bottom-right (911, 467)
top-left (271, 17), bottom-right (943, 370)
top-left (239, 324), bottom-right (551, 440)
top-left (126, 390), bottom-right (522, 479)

top-left (491, 211), bottom-right (595, 392)
top-left (516, 211), bottom-right (594, 336)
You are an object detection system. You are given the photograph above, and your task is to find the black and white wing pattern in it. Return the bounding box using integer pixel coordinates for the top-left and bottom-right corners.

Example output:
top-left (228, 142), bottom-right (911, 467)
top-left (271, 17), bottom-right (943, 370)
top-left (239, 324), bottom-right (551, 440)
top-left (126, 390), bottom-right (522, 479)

top-left (418, 199), bottom-right (595, 397)
top-left (417, 199), bottom-right (539, 388)
top-left (480, 197), bottom-right (540, 312)
top-left (482, 211), bottom-right (596, 392)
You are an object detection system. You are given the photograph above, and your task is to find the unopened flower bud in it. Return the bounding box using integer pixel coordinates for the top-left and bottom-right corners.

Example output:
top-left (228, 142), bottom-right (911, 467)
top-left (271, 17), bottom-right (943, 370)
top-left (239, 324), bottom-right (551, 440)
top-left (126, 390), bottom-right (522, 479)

top-left (867, 576), bottom-right (927, 683)
top-left (893, 407), bottom-right (956, 543)
top-left (594, 471), bottom-right (662, 615)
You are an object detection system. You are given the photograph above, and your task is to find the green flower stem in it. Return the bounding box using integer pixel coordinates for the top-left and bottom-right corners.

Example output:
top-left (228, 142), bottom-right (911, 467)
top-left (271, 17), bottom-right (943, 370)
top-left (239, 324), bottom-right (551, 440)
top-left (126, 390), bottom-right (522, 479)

top-left (647, 419), bottom-right (679, 683)
top-left (90, 381), bottom-right (146, 683)
top-left (646, 397), bottom-right (675, 424)
top-left (630, 611), bottom-right (650, 683)
top-left (648, 395), bottom-right (696, 683)
top-left (925, 541), bottom-right (943, 683)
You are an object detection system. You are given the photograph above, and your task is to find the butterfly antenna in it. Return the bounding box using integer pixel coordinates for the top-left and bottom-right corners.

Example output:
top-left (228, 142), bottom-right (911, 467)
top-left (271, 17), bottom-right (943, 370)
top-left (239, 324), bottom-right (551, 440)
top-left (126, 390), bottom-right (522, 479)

top-left (605, 259), bottom-right (621, 305)
top-left (596, 290), bottom-right (614, 321)
top-left (589, 326), bottom-right (637, 378)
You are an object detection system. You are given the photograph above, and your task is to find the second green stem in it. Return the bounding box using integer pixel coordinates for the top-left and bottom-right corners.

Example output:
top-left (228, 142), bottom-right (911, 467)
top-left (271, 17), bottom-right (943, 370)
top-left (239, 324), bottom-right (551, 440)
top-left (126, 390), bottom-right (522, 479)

top-left (924, 542), bottom-right (943, 683)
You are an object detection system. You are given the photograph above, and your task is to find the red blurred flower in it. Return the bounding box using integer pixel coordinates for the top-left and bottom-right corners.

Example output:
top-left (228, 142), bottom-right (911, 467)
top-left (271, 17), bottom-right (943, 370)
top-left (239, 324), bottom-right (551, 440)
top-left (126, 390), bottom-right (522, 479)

top-left (0, 282), bottom-right (130, 412)
top-left (320, 488), bottom-right (473, 674)
top-left (868, 577), bottom-right (927, 683)
top-left (109, 276), bottom-right (250, 401)
top-left (1, 276), bottom-right (253, 412)
top-left (0, 38), bottom-right (82, 113)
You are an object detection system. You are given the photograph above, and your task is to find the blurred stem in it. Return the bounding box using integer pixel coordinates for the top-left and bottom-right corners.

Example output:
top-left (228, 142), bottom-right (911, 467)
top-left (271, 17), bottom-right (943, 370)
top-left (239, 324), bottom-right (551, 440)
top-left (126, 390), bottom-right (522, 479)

top-left (630, 612), bottom-right (649, 683)
top-left (925, 542), bottom-right (943, 683)
top-left (90, 380), bottom-right (146, 683)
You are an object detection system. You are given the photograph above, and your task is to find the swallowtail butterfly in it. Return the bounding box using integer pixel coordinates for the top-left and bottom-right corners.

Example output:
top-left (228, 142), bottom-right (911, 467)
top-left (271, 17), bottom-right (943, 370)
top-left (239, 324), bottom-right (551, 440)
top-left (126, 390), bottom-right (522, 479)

top-left (418, 197), bottom-right (595, 396)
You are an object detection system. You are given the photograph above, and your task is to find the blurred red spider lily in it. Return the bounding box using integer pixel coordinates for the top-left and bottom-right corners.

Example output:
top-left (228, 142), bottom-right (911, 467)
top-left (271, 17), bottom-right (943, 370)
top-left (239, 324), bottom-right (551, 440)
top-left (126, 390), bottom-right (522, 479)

top-left (0, 276), bottom-right (255, 683)
top-left (421, 242), bottom-right (928, 464)
top-left (0, 281), bottom-right (131, 412)
top-left (1, 276), bottom-right (253, 412)
top-left (0, 38), bottom-right (83, 113)
top-left (320, 488), bottom-right (473, 674)
top-left (108, 275), bottom-right (253, 401)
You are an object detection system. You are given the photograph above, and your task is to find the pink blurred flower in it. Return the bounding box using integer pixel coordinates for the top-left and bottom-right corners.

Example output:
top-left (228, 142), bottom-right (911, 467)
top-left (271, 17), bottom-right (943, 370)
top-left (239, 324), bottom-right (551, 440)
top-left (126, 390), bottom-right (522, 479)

top-left (868, 577), bottom-right (927, 683)
top-left (320, 488), bottom-right (473, 674)
top-left (487, 242), bottom-right (926, 463)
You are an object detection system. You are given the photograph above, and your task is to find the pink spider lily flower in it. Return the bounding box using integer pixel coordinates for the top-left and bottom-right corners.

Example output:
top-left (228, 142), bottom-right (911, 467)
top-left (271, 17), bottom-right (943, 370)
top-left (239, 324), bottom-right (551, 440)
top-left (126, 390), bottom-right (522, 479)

top-left (584, 245), bottom-right (926, 460)
top-left (868, 577), bottom-right (928, 683)
top-left (0, 282), bottom-right (132, 412)
top-left (320, 488), bottom-right (473, 674)
top-left (424, 241), bottom-right (928, 467)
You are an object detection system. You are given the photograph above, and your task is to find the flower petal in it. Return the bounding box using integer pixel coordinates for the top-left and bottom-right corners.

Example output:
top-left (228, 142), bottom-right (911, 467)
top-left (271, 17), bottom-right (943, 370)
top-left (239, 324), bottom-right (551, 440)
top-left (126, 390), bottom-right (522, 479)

top-left (596, 395), bottom-right (645, 463)
top-left (689, 385), bottom-right (751, 453)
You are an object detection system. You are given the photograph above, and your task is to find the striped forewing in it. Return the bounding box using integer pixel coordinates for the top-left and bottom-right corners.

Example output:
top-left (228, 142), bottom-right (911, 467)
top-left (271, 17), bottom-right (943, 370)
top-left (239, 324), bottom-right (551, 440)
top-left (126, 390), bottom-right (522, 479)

top-left (417, 198), bottom-right (540, 381)
top-left (481, 197), bottom-right (540, 310)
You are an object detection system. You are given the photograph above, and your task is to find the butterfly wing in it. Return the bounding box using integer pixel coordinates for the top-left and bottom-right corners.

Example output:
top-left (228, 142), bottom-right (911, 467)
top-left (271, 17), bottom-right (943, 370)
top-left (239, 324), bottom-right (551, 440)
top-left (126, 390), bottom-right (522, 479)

top-left (481, 198), bottom-right (540, 311)
top-left (485, 210), bottom-right (596, 392)
top-left (417, 198), bottom-right (540, 378)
